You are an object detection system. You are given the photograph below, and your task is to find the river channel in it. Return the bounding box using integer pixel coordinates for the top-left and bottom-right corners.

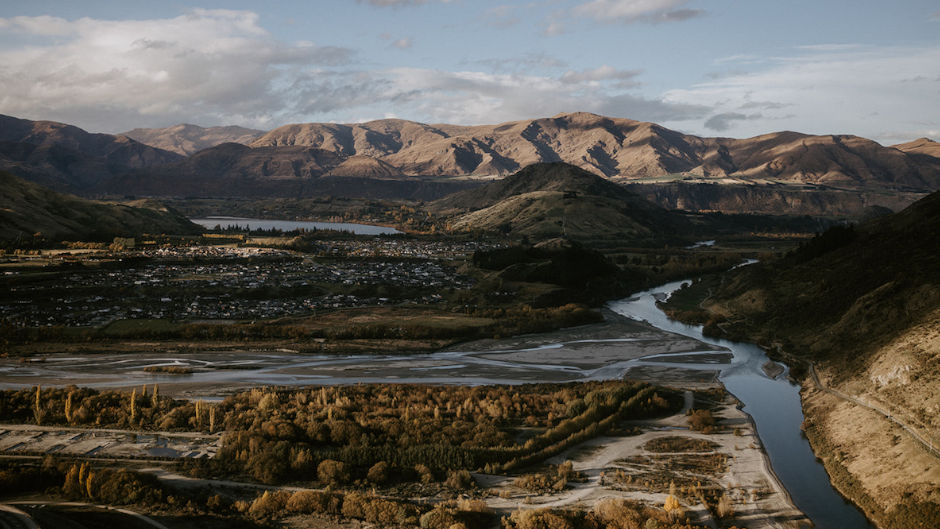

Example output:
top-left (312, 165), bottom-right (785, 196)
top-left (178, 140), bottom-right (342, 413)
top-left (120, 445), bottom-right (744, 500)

top-left (609, 279), bottom-right (874, 529)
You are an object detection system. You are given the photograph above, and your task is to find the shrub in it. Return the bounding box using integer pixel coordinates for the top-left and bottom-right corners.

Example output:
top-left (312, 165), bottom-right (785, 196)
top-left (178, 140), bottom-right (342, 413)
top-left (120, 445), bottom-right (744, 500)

top-left (687, 409), bottom-right (716, 433)
top-left (317, 459), bottom-right (349, 485)
top-left (367, 461), bottom-right (390, 485)
top-left (445, 469), bottom-right (474, 490)
top-left (248, 490), bottom-right (289, 518)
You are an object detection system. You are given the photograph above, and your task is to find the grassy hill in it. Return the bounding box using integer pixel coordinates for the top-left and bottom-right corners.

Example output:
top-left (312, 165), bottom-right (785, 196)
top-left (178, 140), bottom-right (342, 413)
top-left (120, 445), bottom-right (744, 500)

top-left (432, 162), bottom-right (689, 243)
top-left (665, 191), bottom-right (940, 527)
top-left (0, 171), bottom-right (202, 244)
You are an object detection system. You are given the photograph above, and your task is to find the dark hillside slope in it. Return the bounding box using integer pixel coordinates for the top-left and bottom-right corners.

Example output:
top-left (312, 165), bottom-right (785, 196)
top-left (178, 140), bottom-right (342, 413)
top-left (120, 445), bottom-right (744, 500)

top-left (698, 191), bottom-right (938, 364)
top-left (0, 114), bottom-right (182, 192)
top-left (0, 171), bottom-right (201, 243)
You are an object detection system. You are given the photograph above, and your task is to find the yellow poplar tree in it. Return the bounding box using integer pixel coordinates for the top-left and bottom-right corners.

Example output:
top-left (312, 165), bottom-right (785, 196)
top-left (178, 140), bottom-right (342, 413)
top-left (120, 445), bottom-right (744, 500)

top-left (65, 391), bottom-right (74, 424)
top-left (34, 385), bottom-right (41, 425)
top-left (130, 388), bottom-right (137, 423)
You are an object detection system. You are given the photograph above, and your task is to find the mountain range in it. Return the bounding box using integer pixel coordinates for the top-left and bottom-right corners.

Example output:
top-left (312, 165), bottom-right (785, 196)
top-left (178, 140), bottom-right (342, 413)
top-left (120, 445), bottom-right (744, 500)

top-left (2, 112), bottom-right (938, 215)
top-left (243, 112), bottom-right (940, 191)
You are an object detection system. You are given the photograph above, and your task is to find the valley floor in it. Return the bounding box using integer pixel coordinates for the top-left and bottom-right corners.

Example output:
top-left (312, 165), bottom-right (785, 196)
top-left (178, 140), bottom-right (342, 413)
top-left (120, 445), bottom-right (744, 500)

top-left (0, 312), bottom-right (811, 529)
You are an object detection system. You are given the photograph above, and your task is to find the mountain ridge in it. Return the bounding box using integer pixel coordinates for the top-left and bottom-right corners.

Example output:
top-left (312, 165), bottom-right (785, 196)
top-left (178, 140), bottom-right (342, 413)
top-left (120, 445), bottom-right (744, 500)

top-left (121, 123), bottom-right (264, 156)
top-left (245, 112), bottom-right (940, 190)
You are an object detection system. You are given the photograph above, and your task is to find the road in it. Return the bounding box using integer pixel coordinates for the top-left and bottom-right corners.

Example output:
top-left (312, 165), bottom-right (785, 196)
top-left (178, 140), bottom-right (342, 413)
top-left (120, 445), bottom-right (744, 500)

top-left (0, 424), bottom-right (220, 440)
top-left (0, 505), bottom-right (37, 529)
top-left (10, 501), bottom-right (169, 529)
top-left (809, 363), bottom-right (940, 459)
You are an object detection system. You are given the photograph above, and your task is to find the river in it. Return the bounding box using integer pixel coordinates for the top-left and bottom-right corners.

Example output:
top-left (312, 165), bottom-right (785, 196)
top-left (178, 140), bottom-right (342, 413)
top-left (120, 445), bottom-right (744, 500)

top-left (608, 279), bottom-right (874, 529)
top-left (190, 216), bottom-right (401, 235)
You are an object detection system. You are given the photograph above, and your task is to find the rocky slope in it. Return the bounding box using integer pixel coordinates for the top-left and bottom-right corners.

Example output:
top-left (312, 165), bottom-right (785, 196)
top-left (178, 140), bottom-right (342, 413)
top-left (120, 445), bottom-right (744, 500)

top-left (121, 124), bottom-right (263, 156)
top-left (432, 162), bottom-right (688, 242)
top-left (667, 192), bottom-right (940, 527)
top-left (0, 114), bottom-right (182, 192)
top-left (0, 171), bottom-right (202, 243)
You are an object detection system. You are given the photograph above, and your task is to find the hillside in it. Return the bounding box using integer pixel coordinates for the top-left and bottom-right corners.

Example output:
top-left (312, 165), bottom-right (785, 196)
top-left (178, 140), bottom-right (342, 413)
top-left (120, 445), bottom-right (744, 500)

top-left (432, 162), bottom-right (688, 242)
top-left (0, 171), bottom-right (202, 243)
top-left (122, 124), bottom-right (264, 156)
top-left (0, 114), bottom-right (182, 192)
top-left (666, 192), bottom-right (940, 527)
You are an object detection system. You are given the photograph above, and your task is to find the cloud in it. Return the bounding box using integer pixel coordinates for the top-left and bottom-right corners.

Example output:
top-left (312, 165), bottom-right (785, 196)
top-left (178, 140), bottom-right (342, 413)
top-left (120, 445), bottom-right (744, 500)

top-left (359, 0), bottom-right (426, 6)
top-left (467, 53), bottom-right (567, 74)
top-left (0, 10), bottom-right (707, 132)
top-left (0, 15), bottom-right (78, 36)
top-left (560, 65), bottom-right (641, 87)
top-left (542, 21), bottom-right (566, 36)
top-left (369, 68), bottom-right (708, 125)
top-left (573, 0), bottom-right (705, 24)
top-left (714, 54), bottom-right (762, 65)
top-left (704, 112), bottom-right (763, 132)
top-left (357, 0), bottom-right (451, 6)
top-left (0, 10), bottom-right (355, 131)
top-left (738, 100), bottom-right (789, 111)
top-left (662, 45), bottom-right (940, 142)
top-left (796, 43), bottom-right (863, 52)
top-left (390, 37), bottom-right (413, 49)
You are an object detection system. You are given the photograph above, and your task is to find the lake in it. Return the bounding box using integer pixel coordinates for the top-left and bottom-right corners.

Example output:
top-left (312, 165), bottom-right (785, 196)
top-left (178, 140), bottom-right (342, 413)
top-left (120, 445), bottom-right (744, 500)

top-left (190, 216), bottom-right (401, 235)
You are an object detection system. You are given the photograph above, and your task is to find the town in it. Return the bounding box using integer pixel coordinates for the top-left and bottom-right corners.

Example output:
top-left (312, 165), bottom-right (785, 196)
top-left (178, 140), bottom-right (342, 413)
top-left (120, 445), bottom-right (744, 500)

top-left (1, 237), bottom-right (495, 327)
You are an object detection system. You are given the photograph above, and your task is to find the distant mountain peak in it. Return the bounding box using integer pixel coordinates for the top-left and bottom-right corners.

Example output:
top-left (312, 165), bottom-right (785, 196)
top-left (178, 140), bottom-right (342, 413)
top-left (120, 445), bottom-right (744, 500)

top-left (121, 123), bottom-right (264, 156)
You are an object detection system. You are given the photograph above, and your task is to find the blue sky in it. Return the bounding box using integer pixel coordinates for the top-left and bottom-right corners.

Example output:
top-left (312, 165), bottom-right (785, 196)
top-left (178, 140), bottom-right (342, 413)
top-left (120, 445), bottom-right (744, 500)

top-left (1, 1), bottom-right (938, 144)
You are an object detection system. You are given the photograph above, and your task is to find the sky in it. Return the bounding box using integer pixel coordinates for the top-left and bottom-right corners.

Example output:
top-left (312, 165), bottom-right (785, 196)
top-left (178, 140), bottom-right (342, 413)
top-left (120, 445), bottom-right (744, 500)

top-left (0, 1), bottom-right (938, 144)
